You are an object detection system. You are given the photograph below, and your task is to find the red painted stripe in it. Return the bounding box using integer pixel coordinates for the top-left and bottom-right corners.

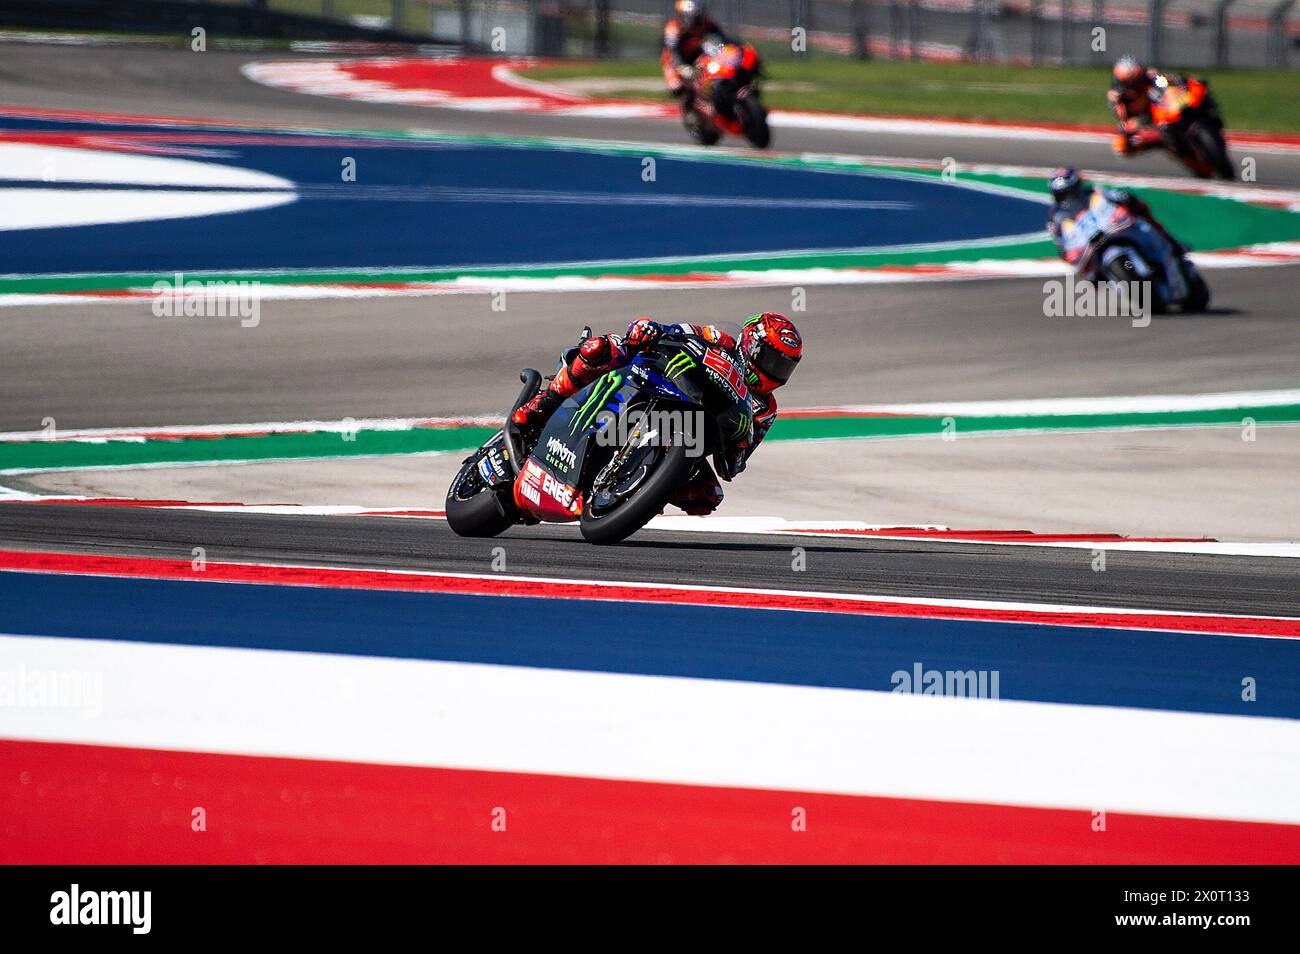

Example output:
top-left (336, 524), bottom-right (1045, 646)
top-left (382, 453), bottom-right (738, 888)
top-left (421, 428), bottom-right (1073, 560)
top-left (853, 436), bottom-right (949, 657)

top-left (1, 548), bottom-right (1294, 638)
top-left (3, 739), bottom-right (1295, 864)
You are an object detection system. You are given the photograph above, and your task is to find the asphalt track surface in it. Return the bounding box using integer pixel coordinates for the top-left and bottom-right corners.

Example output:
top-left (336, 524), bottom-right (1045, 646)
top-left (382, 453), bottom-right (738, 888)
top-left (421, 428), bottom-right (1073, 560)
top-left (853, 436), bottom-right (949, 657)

top-left (3, 503), bottom-right (1297, 615)
top-left (5, 269), bottom-right (1300, 428)
top-left (2, 41), bottom-right (1298, 612)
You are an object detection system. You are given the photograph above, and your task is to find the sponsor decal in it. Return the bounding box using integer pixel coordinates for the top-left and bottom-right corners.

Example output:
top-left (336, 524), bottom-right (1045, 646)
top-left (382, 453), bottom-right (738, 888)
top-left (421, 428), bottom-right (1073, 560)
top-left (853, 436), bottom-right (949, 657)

top-left (541, 470), bottom-right (578, 511)
top-left (664, 352), bottom-right (697, 379)
top-left (545, 436), bottom-right (578, 472)
top-left (517, 459), bottom-right (543, 507)
top-left (703, 347), bottom-right (748, 400)
top-left (570, 372), bottom-right (623, 434)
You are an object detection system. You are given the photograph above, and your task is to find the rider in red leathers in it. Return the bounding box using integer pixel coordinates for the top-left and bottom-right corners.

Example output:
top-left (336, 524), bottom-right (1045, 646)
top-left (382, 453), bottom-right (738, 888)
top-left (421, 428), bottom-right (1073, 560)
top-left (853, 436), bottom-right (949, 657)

top-left (512, 314), bottom-right (803, 516)
top-left (662, 0), bottom-right (736, 106)
top-left (1108, 55), bottom-right (1213, 157)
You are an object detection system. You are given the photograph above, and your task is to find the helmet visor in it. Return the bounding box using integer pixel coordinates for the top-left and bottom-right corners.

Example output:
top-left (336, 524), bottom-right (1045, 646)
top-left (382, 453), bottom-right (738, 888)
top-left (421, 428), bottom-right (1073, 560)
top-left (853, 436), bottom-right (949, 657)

top-left (754, 346), bottom-right (799, 385)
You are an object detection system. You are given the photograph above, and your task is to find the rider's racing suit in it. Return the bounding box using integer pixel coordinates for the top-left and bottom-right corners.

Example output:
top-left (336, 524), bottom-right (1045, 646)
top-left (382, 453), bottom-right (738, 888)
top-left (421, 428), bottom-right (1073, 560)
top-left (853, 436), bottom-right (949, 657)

top-left (1047, 186), bottom-right (1188, 301)
top-left (1047, 186), bottom-right (1182, 265)
top-left (512, 319), bottom-right (777, 516)
top-left (662, 15), bottom-right (735, 98)
top-left (1108, 68), bottom-right (1195, 155)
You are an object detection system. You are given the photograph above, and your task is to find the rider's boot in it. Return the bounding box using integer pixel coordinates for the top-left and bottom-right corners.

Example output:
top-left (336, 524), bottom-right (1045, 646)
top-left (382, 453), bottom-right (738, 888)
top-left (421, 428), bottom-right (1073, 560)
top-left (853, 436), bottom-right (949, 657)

top-left (669, 461), bottom-right (724, 516)
top-left (511, 335), bottom-right (625, 434)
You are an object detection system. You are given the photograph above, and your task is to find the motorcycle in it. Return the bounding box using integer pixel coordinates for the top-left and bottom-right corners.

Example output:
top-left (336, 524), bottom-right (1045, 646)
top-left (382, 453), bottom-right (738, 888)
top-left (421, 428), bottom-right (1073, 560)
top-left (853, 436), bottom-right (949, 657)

top-left (680, 41), bottom-right (770, 149)
top-left (1069, 202), bottom-right (1210, 314)
top-left (1118, 75), bottom-right (1234, 180)
top-left (446, 327), bottom-right (754, 545)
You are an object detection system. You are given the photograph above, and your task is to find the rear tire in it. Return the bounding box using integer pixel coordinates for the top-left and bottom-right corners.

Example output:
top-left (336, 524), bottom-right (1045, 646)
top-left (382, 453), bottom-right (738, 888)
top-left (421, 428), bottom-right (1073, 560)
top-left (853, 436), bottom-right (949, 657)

top-left (1182, 265), bottom-right (1211, 313)
top-left (738, 95), bottom-right (770, 149)
top-left (580, 442), bottom-right (691, 545)
top-left (445, 455), bottom-right (516, 538)
top-left (1193, 124), bottom-right (1235, 180)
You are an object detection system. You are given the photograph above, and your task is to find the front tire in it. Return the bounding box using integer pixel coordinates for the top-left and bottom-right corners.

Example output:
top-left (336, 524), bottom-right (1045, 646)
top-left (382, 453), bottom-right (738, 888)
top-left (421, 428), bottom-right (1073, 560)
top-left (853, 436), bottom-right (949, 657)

top-left (684, 107), bottom-right (720, 146)
top-left (580, 442), bottom-right (691, 545)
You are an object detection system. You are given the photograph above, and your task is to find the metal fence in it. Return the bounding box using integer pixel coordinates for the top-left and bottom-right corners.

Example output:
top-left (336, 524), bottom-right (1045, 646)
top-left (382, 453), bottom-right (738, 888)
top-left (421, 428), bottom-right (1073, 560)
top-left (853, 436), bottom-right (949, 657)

top-left (259, 0), bottom-right (1300, 67)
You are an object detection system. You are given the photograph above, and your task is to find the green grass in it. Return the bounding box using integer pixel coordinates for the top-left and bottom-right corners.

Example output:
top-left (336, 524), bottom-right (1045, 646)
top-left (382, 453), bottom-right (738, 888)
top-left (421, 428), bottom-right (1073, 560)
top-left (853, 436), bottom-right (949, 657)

top-left (523, 59), bottom-right (1300, 134)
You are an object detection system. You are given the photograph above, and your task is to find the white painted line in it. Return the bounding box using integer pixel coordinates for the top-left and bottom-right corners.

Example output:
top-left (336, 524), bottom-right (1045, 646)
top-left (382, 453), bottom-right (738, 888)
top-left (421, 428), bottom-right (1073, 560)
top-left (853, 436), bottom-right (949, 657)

top-left (792, 388), bottom-right (1300, 418)
top-left (3, 634), bottom-right (1298, 823)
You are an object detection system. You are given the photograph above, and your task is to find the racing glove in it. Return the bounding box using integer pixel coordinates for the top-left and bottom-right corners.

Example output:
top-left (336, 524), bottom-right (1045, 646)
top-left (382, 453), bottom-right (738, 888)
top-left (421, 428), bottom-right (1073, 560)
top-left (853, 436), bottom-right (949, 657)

top-left (625, 318), bottom-right (664, 351)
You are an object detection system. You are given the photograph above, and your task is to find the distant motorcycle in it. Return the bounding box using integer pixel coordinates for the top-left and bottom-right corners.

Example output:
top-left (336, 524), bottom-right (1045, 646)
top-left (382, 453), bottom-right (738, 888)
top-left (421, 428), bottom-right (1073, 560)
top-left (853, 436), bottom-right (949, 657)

top-left (1066, 197), bottom-right (1210, 314)
top-left (446, 327), bottom-right (753, 545)
top-left (681, 41), bottom-right (770, 149)
top-left (1118, 75), bottom-right (1234, 180)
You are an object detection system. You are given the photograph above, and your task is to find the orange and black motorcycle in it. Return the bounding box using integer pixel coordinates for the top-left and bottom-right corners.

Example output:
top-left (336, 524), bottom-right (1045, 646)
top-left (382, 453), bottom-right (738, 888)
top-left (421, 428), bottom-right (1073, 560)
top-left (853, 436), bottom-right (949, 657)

top-left (1118, 75), bottom-right (1234, 180)
top-left (681, 40), bottom-right (770, 149)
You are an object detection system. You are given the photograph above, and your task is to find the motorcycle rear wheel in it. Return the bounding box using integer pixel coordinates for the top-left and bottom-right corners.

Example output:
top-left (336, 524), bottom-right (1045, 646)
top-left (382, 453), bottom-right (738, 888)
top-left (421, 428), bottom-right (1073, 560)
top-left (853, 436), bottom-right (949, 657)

top-left (738, 95), bottom-right (770, 149)
top-left (1182, 264), bottom-right (1211, 313)
top-left (446, 452), bottom-right (516, 538)
top-left (1191, 123), bottom-right (1235, 180)
top-left (580, 442), bottom-right (691, 544)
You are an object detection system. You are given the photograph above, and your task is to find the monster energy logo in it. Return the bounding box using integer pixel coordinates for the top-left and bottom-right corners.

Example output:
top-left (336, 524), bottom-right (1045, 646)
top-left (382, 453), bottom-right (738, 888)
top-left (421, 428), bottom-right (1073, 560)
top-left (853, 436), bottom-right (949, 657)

top-left (570, 371), bottom-right (623, 433)
top-left (664, 352), bottom-right (696, 379)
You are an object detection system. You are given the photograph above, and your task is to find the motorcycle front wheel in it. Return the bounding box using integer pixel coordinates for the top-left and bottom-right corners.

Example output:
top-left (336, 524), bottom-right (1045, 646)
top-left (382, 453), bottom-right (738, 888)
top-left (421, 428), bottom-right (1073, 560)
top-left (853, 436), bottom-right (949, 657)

top-left (683, 106), bottom-right (720, 146)
top-left (580, 441), bottom-right (691, 545)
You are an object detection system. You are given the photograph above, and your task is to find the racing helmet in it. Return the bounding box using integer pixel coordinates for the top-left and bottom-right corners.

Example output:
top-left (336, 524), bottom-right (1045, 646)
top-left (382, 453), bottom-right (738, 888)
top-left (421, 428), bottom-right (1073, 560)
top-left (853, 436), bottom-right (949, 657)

top-left (740, 313), bottom-right (802, 393)
top-left (675, 0), bottom-right (705, 28)
top-left (1113, 56), bottom-right (1146, 88)
top-left (1048, 166), bottom-right (1084, 204)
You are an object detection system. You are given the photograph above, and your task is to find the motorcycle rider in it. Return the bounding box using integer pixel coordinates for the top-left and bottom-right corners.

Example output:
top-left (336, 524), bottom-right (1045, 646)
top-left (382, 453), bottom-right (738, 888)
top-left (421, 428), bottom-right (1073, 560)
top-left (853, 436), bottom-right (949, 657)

top-left (1107, 56), bottom-right (1213, 157)
top-left (662, 0), bottom-right (736, 109)
top-left (1046, 166), bottom-right (1183, 265)
top-left (511, 314), bottom-right (803, 516)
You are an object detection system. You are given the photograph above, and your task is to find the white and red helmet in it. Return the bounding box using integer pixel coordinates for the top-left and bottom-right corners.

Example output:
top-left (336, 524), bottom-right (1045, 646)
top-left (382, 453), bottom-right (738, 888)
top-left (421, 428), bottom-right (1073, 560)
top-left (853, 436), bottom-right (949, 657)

top-left (740, 313), bottom-right (802, 393)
